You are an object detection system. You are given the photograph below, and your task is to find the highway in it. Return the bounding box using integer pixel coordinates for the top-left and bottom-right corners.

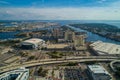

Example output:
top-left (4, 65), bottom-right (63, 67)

top-left (0, 56), bottom-right (119, 73)
top-left (110, 60), bottom-right (120, 72)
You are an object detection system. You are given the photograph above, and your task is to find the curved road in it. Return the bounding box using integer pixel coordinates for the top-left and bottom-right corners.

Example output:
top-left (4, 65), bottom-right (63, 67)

top-left (110, 60), bottom-right (120, 72)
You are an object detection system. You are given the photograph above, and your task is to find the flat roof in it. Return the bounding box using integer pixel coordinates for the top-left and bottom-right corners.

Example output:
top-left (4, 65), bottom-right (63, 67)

top-left (88, 65), bottom-right (109, 74)
top-left (90, 41), bottom-right (120, 55)
top-left (47, 44), bottom-right (69, 49)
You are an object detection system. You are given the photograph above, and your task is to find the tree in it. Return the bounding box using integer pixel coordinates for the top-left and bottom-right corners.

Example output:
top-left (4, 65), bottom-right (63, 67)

top-left (116, 67), bottom-right (120, 76)
top-left (38, 67), bottom-right (43, 74)
top-left (52, 70), bottom-right (54, 77)
top-left (28, 55), bottom-right (35, 60)
top-left (38, 67), bottom-right (48, 77)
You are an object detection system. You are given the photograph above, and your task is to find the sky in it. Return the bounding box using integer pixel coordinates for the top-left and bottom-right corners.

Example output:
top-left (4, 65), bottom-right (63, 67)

top-left (0, 0), bottom-right (120, 20)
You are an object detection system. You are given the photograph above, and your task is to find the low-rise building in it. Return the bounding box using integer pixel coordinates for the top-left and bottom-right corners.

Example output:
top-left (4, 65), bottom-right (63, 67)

top-left (90, 41), bottom-right (120, 56)
top-left (87, 65), bottom-right (112, 80)
top-left (0, 67), bottom-right (29, 80)
top-left (20, 38), bottom-right (46, 49)
top-left (31, 32), bottom-right (42, 38)
top-left (47, 43), bottom-right (69, 50)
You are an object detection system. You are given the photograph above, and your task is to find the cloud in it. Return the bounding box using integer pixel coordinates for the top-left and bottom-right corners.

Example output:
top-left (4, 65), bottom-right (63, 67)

top-left (0, 7), bottom-right (120, 20)
top-left (0, 0), bottom-right (120, 20)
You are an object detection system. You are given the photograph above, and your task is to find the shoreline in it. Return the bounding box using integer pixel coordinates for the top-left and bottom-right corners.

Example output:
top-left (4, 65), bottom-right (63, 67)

top-left (70, 23), bottom-right (120, 42)
top-left (67, 25), bottom-right (120, 44)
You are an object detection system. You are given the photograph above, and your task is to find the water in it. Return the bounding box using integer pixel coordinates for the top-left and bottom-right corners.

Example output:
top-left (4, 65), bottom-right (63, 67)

top-left (68, 25), bottom-right (120, 45)
top-left (40, 20), bottom-right (120, 28)
top-left (0, 26), bottom-right (55, 40)
top-left (0, 20), bottom-right (120, 45)
top-left (0, 31), bottom-right (20, 40)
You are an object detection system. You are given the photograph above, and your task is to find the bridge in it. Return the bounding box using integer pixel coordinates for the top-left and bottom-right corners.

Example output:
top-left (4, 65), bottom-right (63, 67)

top-left (0, 56), bottom-right (118, 73)
top-left (110, 60), bottom-right (120, 72)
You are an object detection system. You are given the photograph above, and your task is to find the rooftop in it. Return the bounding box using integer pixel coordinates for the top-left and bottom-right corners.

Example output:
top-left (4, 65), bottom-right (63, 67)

top-left (88, 65), bottom-right (109, 74)
top-left (0, 67), bottom-right (29, 80)
top-left (22, 38), bottom-right (44, 44)
top-left (47, 44), bottom-right (69, 49)
top-left (90, 41), bottom-right (120, 55)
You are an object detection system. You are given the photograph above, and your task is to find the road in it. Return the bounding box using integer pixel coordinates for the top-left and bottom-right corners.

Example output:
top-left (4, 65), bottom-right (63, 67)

top-left (0, 56), bottom-right (118, 73)
top-left (110, 60), bottom-right (120, 72)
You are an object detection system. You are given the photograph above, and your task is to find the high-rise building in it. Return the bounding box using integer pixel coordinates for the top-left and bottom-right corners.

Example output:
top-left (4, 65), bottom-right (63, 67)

top-left (0, 67), bottom-right (29, 80)
top-left (73, 35), bottom-right (85, 47)
top-left (64, 29), bottom-right (75, 41)
top-left (73, 35), bottom-right (85, 50)
top-left (52, 28), bottom-right (63, 38)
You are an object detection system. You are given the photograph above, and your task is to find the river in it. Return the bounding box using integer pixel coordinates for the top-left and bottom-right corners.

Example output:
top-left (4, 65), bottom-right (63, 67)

top-left (68, 25), bottom-right (120, 45)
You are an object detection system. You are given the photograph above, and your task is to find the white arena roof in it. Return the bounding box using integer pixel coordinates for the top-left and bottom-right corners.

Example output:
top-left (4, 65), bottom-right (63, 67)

top-left (90, 41), bottom-right (120, 55)
top-left (22, 38), bottom-right (45, 45)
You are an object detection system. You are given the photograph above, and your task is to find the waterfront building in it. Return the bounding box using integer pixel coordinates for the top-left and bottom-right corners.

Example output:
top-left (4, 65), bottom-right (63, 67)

top-left (73, 35), bottom-right (85, 47)
top-left (20, 38), bottom-right (46, 49)
top-left (73, 32), bottom-right (85, 50)
top-left (64, 30), bottom-right (86, 50)
top-left (0, 67), bottom-right (29, 80)
top-left (90, 41), bottom-right (120, 56)
top-left (87, 65), bottom-right (112, 80)
top-left (52, 28), bottom-right (64, 38)
top-left (64, 29), bottom-right (75, 42)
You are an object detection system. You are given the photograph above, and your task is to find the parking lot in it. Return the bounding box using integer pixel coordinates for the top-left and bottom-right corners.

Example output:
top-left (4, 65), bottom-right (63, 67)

top-left (63, 67), bottom-right (86, 80)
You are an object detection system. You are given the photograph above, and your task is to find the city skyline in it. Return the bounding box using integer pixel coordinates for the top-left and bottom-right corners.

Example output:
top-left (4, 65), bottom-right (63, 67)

top-left (0, 0), bottom-right (120, 20)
